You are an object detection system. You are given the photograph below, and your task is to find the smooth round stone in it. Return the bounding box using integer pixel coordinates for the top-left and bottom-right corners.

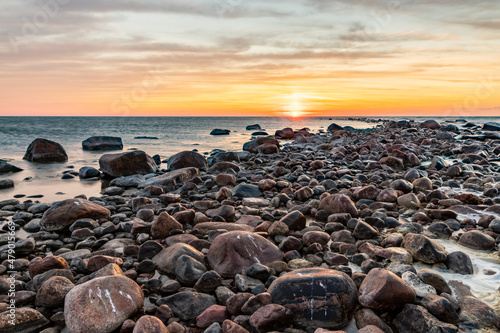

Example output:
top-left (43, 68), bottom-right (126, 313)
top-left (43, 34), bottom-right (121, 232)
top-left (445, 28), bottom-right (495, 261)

top-left (268, 267), bottom-right (357, 330)
top-left (402, 271), bottom-right (437, 297)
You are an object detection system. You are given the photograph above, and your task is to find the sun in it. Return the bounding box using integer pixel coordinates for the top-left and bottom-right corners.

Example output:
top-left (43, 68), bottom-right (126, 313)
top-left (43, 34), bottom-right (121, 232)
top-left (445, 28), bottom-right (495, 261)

top-left (285, 93), bottom-right (305, 118)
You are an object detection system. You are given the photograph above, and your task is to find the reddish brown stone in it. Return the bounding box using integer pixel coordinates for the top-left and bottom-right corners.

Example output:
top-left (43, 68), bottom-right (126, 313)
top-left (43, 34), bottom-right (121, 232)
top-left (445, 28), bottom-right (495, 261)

top-left (196, 305), bottom-right (230, 328)
top-left (319, 194), bottom-right (359, 217)
top-left (132, 315), bottom-right (168, 333)
top-left (151, 212), bottom-right (183, 239)
top-left (29, 256), bottom-right (69, 278)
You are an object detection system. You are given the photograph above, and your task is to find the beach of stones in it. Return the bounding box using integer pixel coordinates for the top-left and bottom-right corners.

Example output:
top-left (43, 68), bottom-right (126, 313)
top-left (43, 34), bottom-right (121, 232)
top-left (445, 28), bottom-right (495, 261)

top-left (1, 119), bottom-right (500, 333)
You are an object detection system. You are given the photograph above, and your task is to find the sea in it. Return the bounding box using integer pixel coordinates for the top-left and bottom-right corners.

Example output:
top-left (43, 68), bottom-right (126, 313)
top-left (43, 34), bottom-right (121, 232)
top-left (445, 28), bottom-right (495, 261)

top-left (0, 116), bottom-right (498, 201)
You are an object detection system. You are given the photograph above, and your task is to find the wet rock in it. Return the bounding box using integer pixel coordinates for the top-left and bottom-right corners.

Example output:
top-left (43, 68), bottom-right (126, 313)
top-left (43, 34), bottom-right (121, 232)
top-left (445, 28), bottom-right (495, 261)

top-left (354, 185), bottom-right (380, 201)
top-left (175, 254), bottom-right (207, 286)
top-left (279, 210), bottom-right (306, 231)
top-left (79, 166), bottom-right (100, 179)
top-left (100, 151), bottom-right (157, 177)
top-left (23, 138), bottom-right (68, 163)
top-left (29, 256), bottom-right (69, 278)
top-left (153, 243), bottom-right (204, 275)
top-left (275, 128), bottom-right (295, 139)
top-left (458, 230), bottom-right (496, 250)
top-left (64, 275), bottom-right (143, 333)
top-left (0, 307), bottom-right (49, 333)
top-left (354, 308), bottom-right (393, 333)
top-left (208, 231), bottom-right (282, 278)
top-left (222, 319), bottom-right (249, 333)
top-left (35, 276), bottom-right (74, 308)
top-left (249, 304), bottom-right (293, 332)
top-left (402, 271), bottom-right (436, 297)
top-left (417, 269), bottom-right (451, 294)
top-left (353, 221), bottom-right (378, 240)
top-left (82, 136), bottom-right (123, 150)
top-left (392, 304), bottom-right (457, 333)
top-left (87, 255), bottom-right (123, 272)
top-left (0, 179), bottom-right (14, 189)
top-left (168, 151), bottom-right (208, 170)
top-left (195, 270), bottom-right (223, 293)
top-left (268, 267), bottom-right (357, 329)
top-left (397, 193), bottom-right (421, 208)
top-left (197, 304), bottom-right (230, 329)
top-left (211, 129), bottom-right (231, 136)
top-left (446, 251), bottom-right (473, 274)
top-left (133, 315), bottom-right (168, 333)
top-left (246, 124), bottom-right (261, 130)
top-left (141, 167), bottom-right (199, 189)
top-left (151, 212), bottom-right (183, 239)
top-left (0, 161), bottom-right (23, 173)
top-left (319, 194), bottom-right (358, 217)
top-left (40, 198), bottom-right (110, 232)
top-left (483, 122), bottom-right (500, 131)
top-left (233, 184), bottom-right (262, 198)
top-left (421, 295), bottom-right (459, 325)
top-left (403, 233), bottom-right (447, 264)
top-left (158, 291), bottom-right (217, 321)
top-left (358, 268), bottom-right (416, 311)
top-left (421, 120), bottom-right (441, 129)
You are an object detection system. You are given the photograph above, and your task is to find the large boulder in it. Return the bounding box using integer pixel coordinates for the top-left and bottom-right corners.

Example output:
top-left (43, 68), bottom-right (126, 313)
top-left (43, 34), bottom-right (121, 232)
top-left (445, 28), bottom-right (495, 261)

top-left (243, 137), bottom-right (279, 153)
top-left (359, 268), bottom-right (416, 312)
top-left (64, 276), bottom-right (143, 333)
top-left (23, 138), bottom-right (68, 163)
top-left (483, 122), bottom-right (500, 131)
top-left (458, 230), bottom-right (496, 250)
top-left (40, 198), bottom-right (110, 231)
top-left (318, 194), bottom-right (359, 217)
top-left (403, 233), bottom-right (447, 264)
top-left (99, 150), bottom-right (157, 178)
top-left (0, 307), bottom-right (49, 333)
top-left (208, 231), bottom-right (283, 278)
top-left (268, 268), bottom-right (357, 329)
top-left (167, 151), bottom-right (207, 170)
top-left (0, 161), bottom-right (23, 173)
top-left (82, 136), bottom-right (123, 150)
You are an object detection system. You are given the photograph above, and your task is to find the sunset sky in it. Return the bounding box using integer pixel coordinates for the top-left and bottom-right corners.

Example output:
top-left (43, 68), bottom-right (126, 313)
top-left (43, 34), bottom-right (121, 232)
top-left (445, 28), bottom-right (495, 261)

top-left (0, 0), bottom-right (499, 117)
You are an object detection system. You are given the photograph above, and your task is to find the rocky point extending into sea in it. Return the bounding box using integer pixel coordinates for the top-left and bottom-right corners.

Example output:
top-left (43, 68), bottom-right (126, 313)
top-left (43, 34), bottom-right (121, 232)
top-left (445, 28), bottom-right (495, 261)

top-left (1, 119), bottom-right (500, 333)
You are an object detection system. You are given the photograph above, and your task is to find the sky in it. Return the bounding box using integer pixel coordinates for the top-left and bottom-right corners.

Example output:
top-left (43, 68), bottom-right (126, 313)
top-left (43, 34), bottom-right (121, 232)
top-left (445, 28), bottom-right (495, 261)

top-left (0, 0), bottom-right (499, 117)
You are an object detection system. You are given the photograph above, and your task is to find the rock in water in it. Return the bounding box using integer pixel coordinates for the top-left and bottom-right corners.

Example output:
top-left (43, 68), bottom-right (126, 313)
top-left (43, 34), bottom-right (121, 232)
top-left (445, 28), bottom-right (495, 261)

top-left (0, 307), bottom-right (49, 333)
top-left (0, 161), bottom-right (23, 173)
top-left (403, 233), bottom-right (447, 264)
top-left (268, 268), bottom-right (357, 330)
top-left (327, 123), bottom-right (343, 131)
top-left (318, 194), bottom-right (359, 217)
top-left (64, 275), bottom-right (143, 333)
top-left (167, 151), bottom-right (208, 170)
top-left (393, 304), bottom-right (458, 333)
top-left (208, 231), bottom-right (283, 278)
top-left (358, 268), bottom-right (416, 311)
top-left (79, 166), bottom-right (100, 179)
top-left (40, 198), bottom-right (110, 231)
top-left (23, 138), bottom-right (68, 163)
top-left (82, 136), bottom-right (123, 150)
top-left (0, 179), bottom-right (14, 189)
top-left (210, 129), bottom-right (231, 135)
top-left (483, 122), bottom-right (500, 131)
top-left (246, 124), bottom-right (261, 130)
top-left (99, 150), bottom-right (157, 178)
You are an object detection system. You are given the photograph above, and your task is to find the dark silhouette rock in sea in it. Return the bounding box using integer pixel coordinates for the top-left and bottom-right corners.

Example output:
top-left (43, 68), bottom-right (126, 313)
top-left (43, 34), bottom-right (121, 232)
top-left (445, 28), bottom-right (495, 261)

top-left (0, 161), bottom-right (23, 173)
top-left (327, 123), bottom-right (343, 131)
top-left (246, 124), bottom-right (261, 130)
top-left (167, 151), bottom-right (208, 170)
top-left (483, 122), bottom-right (500, 131)
top-left (134, 136), bottom-right (159, 140)
top-left (0, 179), bottom-right (14, 189)
top-left (99, 150), bottom-right (158, 177)
top-left (23, 138), bottom-right (68, 163)
top-left (210, 129), bottom-right (231, 135)
top-left (82, 136), bottom-right (123, 150)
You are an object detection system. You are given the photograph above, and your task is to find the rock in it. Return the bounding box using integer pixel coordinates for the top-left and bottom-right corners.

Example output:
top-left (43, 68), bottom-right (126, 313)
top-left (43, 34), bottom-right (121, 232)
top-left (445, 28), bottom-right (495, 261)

top-left (354, 308), bottom-right (392, 333)
top-left (403, 233), bottom-right (447, 264)
top-left (99, 151), bottom-right (157, 178)
top-left (35, 276), bottom-right (74, 308)
top-left (0, 307), bottom-right (49, 333)
top-left (82, 136), bottom-right (123, 150)
top-left (412, 177), bottom-right (432, 191)
top-left (258, 143), bottom-right (279, 154)
top-left (279, 210), bottom-right (306, 230)
top-left (29, 256), bottom-right (69, 278)
top-left (417, 269), bottom-right (451, 294)
top-left (151, 212), bottom-right (183, 239)
top-left (23, 138), bottom-right (68, 163)
top-left (358, 268), bottom-right (416, 311)
top-left (354, 186), bottom-right (380, 200)
top-left (133, 315), bottom-right (169, 333)
top-left (446, 251), bottom-right (473, 274)
top-left (249, 304), bottom-right (293, 332)
top-left (194, 222), bottom-right (254, 234)
top-left (153, 243), bottom-right (204, 275)
top-left (141, 167), bottom-right (199, 189)
top-left (64, 275), bottom-right (143, 333)
top-left (421, 120), bottom-right (441, 129)
top-left (421, 295), bottom-right (459, 325)
top-left (483, 122), bottom-right (500, 131)
top-left (241, 293), bottom-right (272, 314)
top-left (397, 193), bottom-right (421, 208)
top-left (208, 231), bottom-right (283, 278)
top-left (233, 184), bottom-right (262, 198)
top-left (79, 166), bottom-right (100, 179)
top-left (275, 128), bottom-right (295, 139)
top-left (319, 194), bottom-right (358, 218)
top-left (379, 156), bottom-right (404, 169)
top-left (243, 137), bottom-right (279, 154)
top-left (246, 124), bottom-right (261, 130)
top-left (0, 161), bottom-right (23, 173)
top-left (211, 129), bottom-right (231, 135)
top-left (216, 174), bottom-right (237, 186)
top-left (196, 305), bottom-right (230, 328)
top-left (0, 179), bottom-right (14, 189)
top-left (87, 255), bottom-right (123, 272)
top-left (168, 151), bottom-right (207, 170)
top-left (353, 221), bottom-right (378, 240)
top-left (175, 254), bottom-right (207, 286)
top-left (40, 198), bottom-right (110, 231)
top-left (458, 230), bottom-right (496, 250)
top-left (393, 304), bottom-right (457, 333)
top-left (489, 219), bottom-right (500, 233)
top-left (430, 156), bottom-right (448, 170)
top-left (222, 319), bottom-right (249, 333)
top-left (158, 291), bottom-right (217, 321)
top-left (428, 209), bottom-right (457, 220)
top-left (401, 271), bottom-right (436, 297)
top-left (327, 123), bottom-right (343, 131)
top-left (268, 268), bottom-right (357, 329)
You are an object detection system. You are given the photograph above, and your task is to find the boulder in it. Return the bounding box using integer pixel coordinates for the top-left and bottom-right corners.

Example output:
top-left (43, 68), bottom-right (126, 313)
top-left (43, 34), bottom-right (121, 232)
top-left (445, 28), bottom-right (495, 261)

top-left (0, 161), bottom-right (23, 173)
top-left (23, 138), bottom-right (68, 163)
top-left (392, 304), bottom-right (458, 333)
top-left (403, 233), bottom-right (447, 264)
top-left (0, 307), bottom-right (49, 333)
top-left (82, 136), bottom-right (123, 150)
top-left (153, 243), bottom-right (204, 275)
top-left (35, 276), bottom-right (74, 308)
top-left (327, 123), bottom-right (343, 131)
top-left (483, 122), bottom-right (500, 131)
top-left (208, 231), bottom-right (283, 278)
top-left (243, 137), bottom-right (279, 153)
top-left (318, 194), bottom-right (358, 217)
top-left (0, 179), bottom-right (14, 189)
top-left (64, 276), bottom-right (143, 333)
top-left (249, 304), bottom-right (293, 331)
top-left (151, 212), bottom-right (183, 239)
top-left (211, 129), bottom-right (231, 135)
top-left (133, 315), bottom-right (169, 333)
top-left (358, 268), bottom-right (416, 311)
top-left (99, 150), bottom-right (157, 178)
top-left (275, 128), bottom-right (295, 139)
top-left (421, 120), bottom-right (441, 129)
top-left (79, 166), bottom-right (100, 179)
top-left (167, 151), bottom-right (207, 170)
top-left (140, 167), bottom-right (199, 190)
top-left (268, 268), bottom-right (357, 329)
top-left (233, 184), bottom-right (262, 198)
top-left (458, 230), bottom-right (496, 250)
top-left (246, 124), bottom-right (261, 130)
top-left (40, 198), bottom-right (110, 231)
top-left (158, 291), bottom-right (217, 321)
top-left (279, 210), bottom-right (306, 230)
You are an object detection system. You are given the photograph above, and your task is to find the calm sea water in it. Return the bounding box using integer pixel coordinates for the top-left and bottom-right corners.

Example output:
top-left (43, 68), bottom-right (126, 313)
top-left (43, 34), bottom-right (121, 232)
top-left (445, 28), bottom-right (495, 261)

top-left (0, 116), bottom-right (498, 201)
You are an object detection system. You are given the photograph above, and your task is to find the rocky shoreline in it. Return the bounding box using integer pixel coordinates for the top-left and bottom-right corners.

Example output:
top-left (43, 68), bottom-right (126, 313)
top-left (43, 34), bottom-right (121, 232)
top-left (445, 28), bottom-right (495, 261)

top-left (1, 119), bottom-right (500, 333)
